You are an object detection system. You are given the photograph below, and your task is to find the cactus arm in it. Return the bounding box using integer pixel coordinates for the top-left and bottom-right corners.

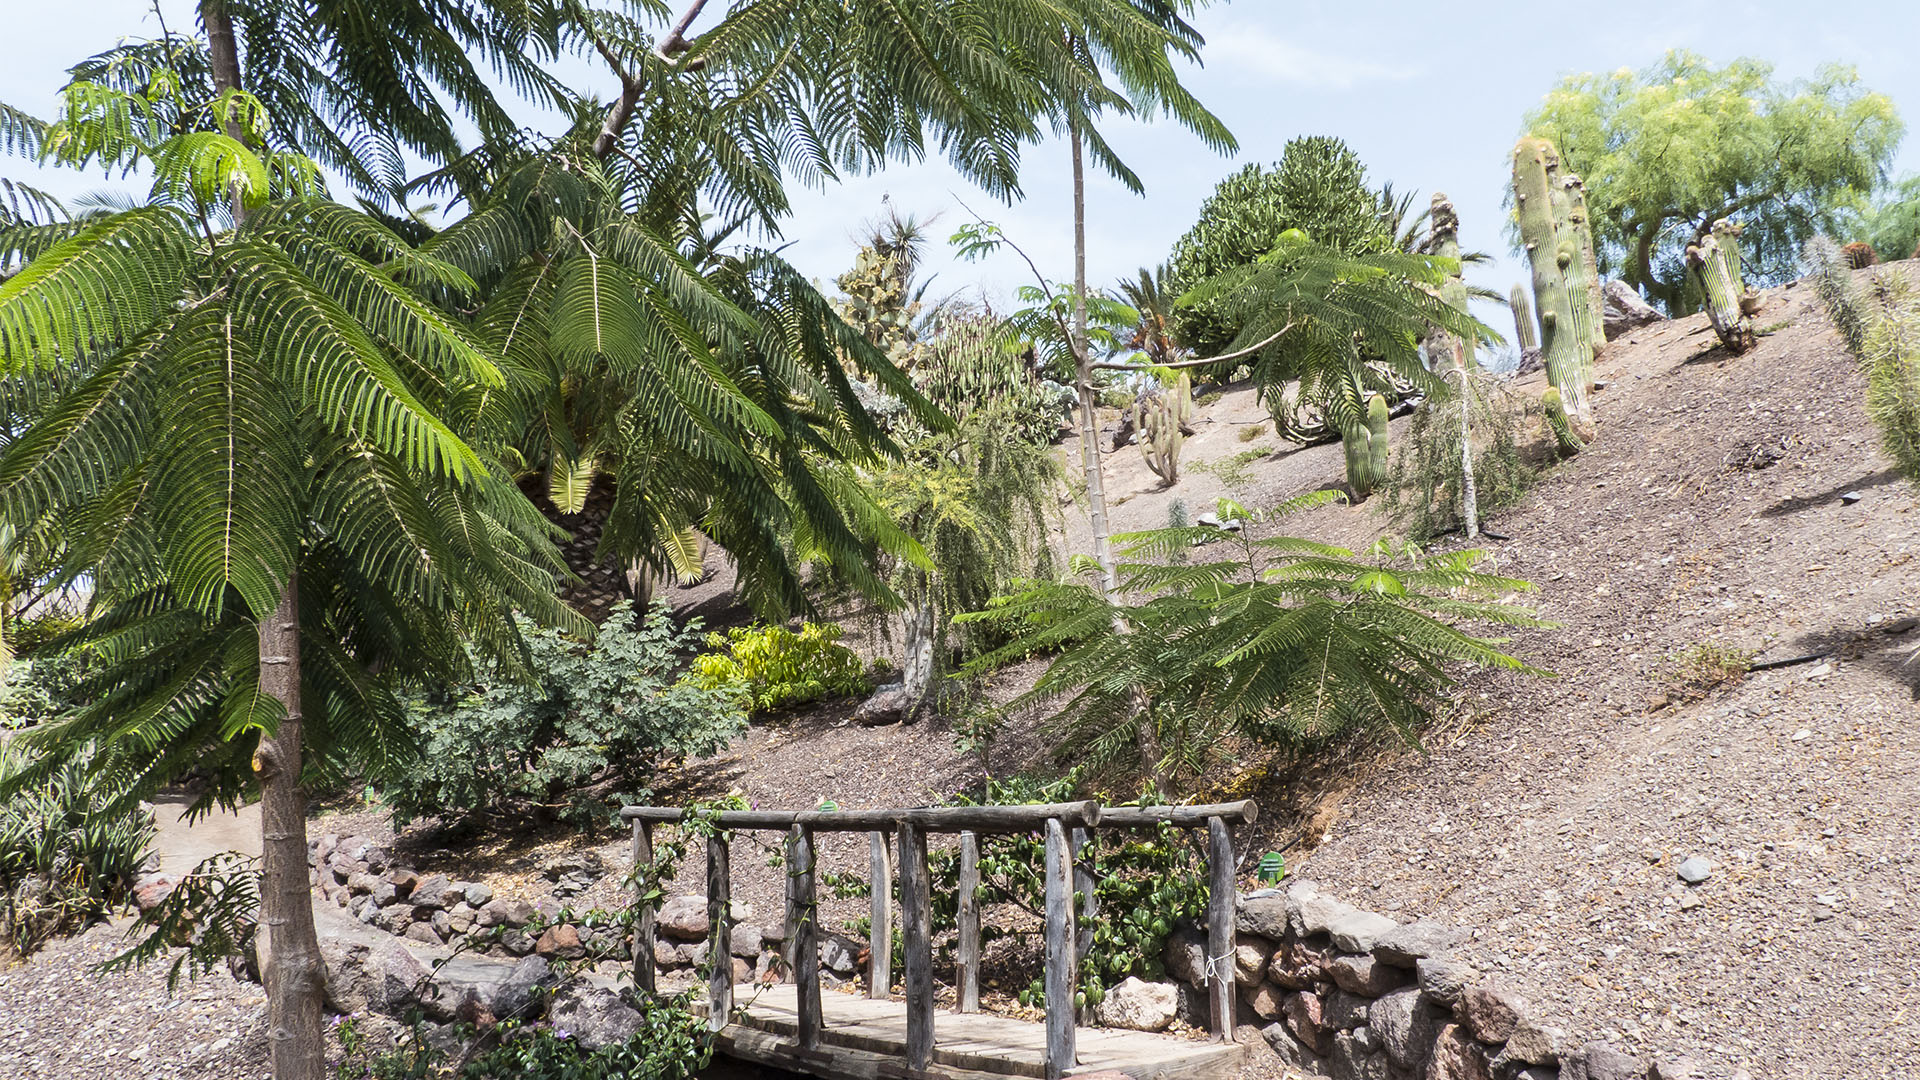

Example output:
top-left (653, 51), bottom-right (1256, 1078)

top-left (1543, 387), bottom-right (1584, 456)
top-left (1366, 393), bottom-right (1391, 485)
top-left (1687, 223), bottom-right (1755, 354)
top-left (1510, 282), bottom-right (1539, 353)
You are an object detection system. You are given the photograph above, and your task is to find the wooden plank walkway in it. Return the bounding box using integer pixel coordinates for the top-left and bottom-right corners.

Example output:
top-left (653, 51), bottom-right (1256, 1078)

top-left (707, 984), bottom-right (1246, 1080)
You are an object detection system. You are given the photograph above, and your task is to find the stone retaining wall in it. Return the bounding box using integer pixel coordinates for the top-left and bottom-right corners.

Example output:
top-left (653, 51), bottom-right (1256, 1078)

top-left (1164, 880), bottom-right (1686, 1080)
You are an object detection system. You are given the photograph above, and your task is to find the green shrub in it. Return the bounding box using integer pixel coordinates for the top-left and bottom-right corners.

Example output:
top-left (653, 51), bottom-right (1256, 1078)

top-left (0, 651), bottom-right (85, 731)
top-left (0, 740), bottom-right (154, 955)
top-left (1382, 376), bottom-right (1537, 540)
top-left (8, 612), bottom-right (83, 658)
top-left (685, 622), bottom-right (871, 713)
top-left (383, 603), bottom-right (745, 830)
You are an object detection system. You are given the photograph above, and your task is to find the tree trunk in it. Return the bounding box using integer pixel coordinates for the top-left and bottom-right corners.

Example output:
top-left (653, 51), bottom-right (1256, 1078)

top-left (201, 7), bottom-right (327, 1077)
top-left (1066, 116), bottom-right (1119, 600)
top-left (1066, 113), bottom-right (1166, 792)
top-left (254, 577), bottom-right (324, 1080)
top-left (899, 598), bottom-right (936, 718)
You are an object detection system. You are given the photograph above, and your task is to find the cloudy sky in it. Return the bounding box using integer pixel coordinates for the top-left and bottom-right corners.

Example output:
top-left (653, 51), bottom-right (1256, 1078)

top-left (8, 1), bottom-right (1920, 338)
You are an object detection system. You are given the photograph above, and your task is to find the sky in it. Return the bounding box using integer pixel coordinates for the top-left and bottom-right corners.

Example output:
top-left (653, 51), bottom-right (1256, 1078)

top-left (8, 0), bottom-right (1920, 347)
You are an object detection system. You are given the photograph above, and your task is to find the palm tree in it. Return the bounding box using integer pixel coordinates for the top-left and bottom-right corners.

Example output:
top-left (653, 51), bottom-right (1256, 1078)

top-left (0, 69), bottom-right (574, 1080)
top-left (1114, 264), bottom-right (1188, 368)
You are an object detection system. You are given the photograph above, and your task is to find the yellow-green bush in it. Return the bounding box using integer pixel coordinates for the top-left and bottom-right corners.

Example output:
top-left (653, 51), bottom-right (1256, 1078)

top-left (686, 623), bottom-right (872, 713)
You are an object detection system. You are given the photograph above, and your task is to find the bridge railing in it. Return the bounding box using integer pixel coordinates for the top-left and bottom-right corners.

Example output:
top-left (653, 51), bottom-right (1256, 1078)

top-left (619, 799), bottom-right (1258, 1079)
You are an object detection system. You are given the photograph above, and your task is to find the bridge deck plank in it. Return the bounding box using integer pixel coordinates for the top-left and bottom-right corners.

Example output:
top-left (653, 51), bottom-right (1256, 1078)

top-left (708, 984), bottom-right (1245, 1080)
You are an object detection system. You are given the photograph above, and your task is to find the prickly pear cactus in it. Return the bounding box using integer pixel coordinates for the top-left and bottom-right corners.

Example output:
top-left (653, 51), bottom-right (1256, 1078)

top-left (1542, 387), bottom-right (1584, 456)
top-left (835, 242), bottom-right (922, 368)
top-left (1133, 372), bottom-right (1194, 484)
top-left (1366, 393), bottom-right (1391, 482)
top-left (1687, 221), bottom-right (1756, 355)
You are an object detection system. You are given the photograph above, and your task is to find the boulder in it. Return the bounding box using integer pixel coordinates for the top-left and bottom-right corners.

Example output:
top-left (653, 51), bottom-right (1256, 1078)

top-left (1373, 921), bottom-right (1466, 968)
top-left (463, 882), bottom-right (494, 908)
top-left (1163, 926), bottom-right (1207, 986)
top-left (405, 921), bottom-right (446, 946)
top-left (1330, 1028), bottom-right (1390, 1080)
top-left (1330, 954), bottom-right (1407, 997)
top-left (1602, 279), bottom-right (1662, 340)
top-left (820, 934), bottom-right (863, 976)
top-left (1428, 1022), bottom-right (1492, 1080)
top-left (853, 682), bottom-right (914, 725)
top-left (1269, 935), bottom-right (1336, 990)
top-left (1458, 976), bottom-right (1527, 1043)
top-left (1490, 1015), bottom-right (1563, 1073)
top-left (1233, 937), bottom-right (1270, 987)
top-left (1323, 989), bottom-right (1370, 1030)
top-left (1416, 957), bottom-right (1471, 1007)
top-left (1369, 987), bottom-right (1440, 1073)
top-left (548, 986), bottom-right (645, 1050)
top-left (1236, 893), bottom-right (1290, 941)
top-left (387, 868), bottom-right (419, 899)
top-left (535, 924), bottom-right (585, 960)
top-left (657, 895), bottom-right (709, 940)
top-left (1262, 1021), bottom-right (1327, 1074)
top-left (319, 913), bottom-right (434, 1017)
top-left (1093, 977), bottom-right (1178, 1032)
top-left (1243, 982), bottom-right (1287, 1021)
top-left (1563, 1042), bottom-right (1646, 1080)
top-left (133, 874), bottom-right (176, 913)
top-left (1281, 991), bottom-right (1330, 1056)
top-left (500, 929), bottom-right (535, 956)
top-left (1328, 910), bottom-right (1398, 954)
top-left (730, 924), bottom-right (765, 958)
top-left (409, 874), bottom-right (455, 909)
top-left (477, 898), bottom-right (535, 929)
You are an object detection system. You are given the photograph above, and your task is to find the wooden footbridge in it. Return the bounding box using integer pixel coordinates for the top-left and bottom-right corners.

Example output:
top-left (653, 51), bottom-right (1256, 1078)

top-left (620, 800), bottom-right (1258, 1080)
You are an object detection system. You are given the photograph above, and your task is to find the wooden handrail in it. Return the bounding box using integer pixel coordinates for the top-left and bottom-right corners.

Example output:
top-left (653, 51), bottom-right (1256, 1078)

top-left (620, 801), bottom-right (1101, 832)
top-left (628, 799), bottom-right (1255, 1074)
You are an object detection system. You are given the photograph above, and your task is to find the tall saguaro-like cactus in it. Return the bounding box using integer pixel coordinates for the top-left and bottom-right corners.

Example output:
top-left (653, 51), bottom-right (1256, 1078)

top-left (1510, 283), bottom-right (1539, 356)
top-left (1512, 136), bottom-right (1597, 424)
top-left (1688, 219), bottom-right (1756, 354)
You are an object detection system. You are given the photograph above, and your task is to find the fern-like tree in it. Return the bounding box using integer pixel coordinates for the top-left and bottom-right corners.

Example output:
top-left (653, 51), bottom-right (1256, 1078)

top-left (964, 498), bottom-right (1542, 786)
top-left (1181, 231), bottom-right (1497, 467)
top-left (0, 72), bottom-right (574, 1080)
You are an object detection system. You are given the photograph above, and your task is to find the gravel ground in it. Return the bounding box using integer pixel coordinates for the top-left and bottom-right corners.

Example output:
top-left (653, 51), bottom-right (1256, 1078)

top-left (0, 918), bottom-right (272, 1079)
top-left (1277, 269), bottom-right (1920, 1079)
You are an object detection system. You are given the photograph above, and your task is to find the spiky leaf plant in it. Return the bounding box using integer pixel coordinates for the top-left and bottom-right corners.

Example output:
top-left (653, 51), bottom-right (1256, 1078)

top-left (962, 493), bottom-right (1543, 787)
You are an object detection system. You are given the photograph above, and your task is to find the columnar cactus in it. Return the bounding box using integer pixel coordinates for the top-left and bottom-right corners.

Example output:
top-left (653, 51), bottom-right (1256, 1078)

top-left (1512, 137), bottom-right (1596, 424)
top-left (1366, 393), bottom-right (1391, 481)
top-left (1132, 372), bottom-right (1194, 484)
top-left (1559, 173), bottom-right (1606, 337)
top-left (1426, 193), bottom-right (1474, 371)
top-left (1542, 387), bottom-right (1583, 456)
top-left (1687, 220), bottom-right (1756, 354)
top-left (1510, 283), bottom-right (1539, 354)
top-left (1343, 420), bottom-right (1372, 499)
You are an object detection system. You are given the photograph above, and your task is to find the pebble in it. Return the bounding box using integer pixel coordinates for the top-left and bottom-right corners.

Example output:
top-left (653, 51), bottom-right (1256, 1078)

top-left (1676, 857), bottom-right (1712, 885)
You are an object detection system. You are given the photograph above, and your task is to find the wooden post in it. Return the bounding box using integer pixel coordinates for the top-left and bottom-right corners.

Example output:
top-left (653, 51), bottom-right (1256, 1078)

top-left (631, 819), bottom-right (655, 995)
top-left (707, 833), bottom-right (732, 1032)
top-left (1070, 826), bottom-right (1096, 1023)
top-left (1043, 818), bottom-right (1076, 1080)
top-left (956, 830), bottom-right (981, 1013)
top-left (898, 823), bottom-right (934, 1071)
top-left (1206, 815), bottom-right (1235, 1041)
top-left (786, 825), bottom-right (821, 1051)
top-left (868, 830), bottom-right (893, 1000)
